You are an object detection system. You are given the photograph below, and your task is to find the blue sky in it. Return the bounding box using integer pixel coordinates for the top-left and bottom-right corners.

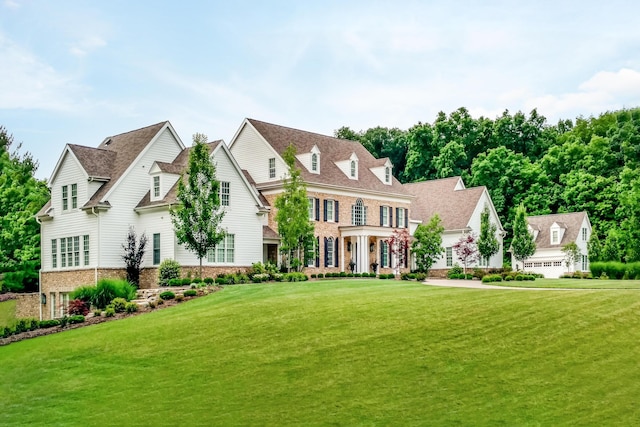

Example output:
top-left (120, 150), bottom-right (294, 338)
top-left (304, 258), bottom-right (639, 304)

top-left (2, 0), bottom-right (639, 180)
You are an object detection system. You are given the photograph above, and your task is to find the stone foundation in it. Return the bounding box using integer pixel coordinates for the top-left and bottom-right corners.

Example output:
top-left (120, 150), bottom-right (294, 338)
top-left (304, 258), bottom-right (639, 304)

top-left (15, 293), bottom-right (39, 319)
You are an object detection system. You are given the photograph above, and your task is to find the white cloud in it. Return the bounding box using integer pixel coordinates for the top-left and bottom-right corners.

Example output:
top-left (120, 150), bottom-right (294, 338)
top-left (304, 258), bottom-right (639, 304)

top-left (0, 33), bottom-right (85, 111)
top-left (3, 0), bottom-right (19, 9)
top-left (69, 36), bottom-right (107, 57)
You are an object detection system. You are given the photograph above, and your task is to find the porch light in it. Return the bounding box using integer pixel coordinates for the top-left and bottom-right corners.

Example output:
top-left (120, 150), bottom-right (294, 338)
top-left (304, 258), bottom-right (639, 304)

top-left (370, 243), bottom-right (375, 253)
top-left (40, 293), bottom-right (46, 305)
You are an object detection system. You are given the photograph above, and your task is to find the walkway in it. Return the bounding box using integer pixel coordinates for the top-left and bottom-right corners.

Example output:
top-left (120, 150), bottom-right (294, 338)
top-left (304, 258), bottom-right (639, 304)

top-left (424, 279), bottom-right (599, 291)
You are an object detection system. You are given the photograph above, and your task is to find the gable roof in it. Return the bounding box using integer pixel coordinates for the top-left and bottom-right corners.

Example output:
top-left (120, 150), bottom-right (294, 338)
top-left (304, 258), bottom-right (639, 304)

top-left (243, 118), bottom-right (410, 197)
top-left (405, 177), bottom-right (486, 230)
top-left (526, 212), bottom-right (589, 249)
top-left (67, 144), bottom-right (116, 180)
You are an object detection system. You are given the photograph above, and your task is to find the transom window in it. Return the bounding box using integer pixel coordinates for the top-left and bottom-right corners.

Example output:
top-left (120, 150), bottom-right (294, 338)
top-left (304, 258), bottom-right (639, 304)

top-left (269, 158), bottom-right (276, 179)
top-left (220, 181), bottom-right (230, 206)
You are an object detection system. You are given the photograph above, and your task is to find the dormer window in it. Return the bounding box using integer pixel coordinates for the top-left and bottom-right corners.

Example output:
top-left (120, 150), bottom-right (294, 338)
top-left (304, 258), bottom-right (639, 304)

top-left (350, 161), bottom-right (356, 178)
top-left (385, 166), bottom-right (390, 183)
top-left (552, 230), bottom-right (559, 244)
top-left (311, 153), bottom-right (318, 172)
top-left (153, 176), bottom-right (160, 198)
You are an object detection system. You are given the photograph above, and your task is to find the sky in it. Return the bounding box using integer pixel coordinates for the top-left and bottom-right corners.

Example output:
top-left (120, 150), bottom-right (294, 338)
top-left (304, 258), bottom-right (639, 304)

top-left (2, 0), bottom-right (640, 180)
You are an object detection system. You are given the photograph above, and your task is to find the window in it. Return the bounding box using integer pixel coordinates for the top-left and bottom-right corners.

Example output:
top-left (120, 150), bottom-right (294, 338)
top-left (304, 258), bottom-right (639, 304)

top-left (153, 233), bottom-right (160, 265)
top-left (543, 261), bottom-right (552, 267)
top-left (311, 153), bottom-right (318, 172)
top-left (479, 256), bottom-right (489, 267)
top-left (153, 176), bottom-right (160, 198)
top-left (62, 185), bottom-right (68, 210)
top-left (552, 230), bottom-right (558, 244)
top-left (308, 197), bottom-right (315, 220)
top-left (71, 183), bottom-right (77, 209)
top-left (65, 238), bottom-right (73, 267)
top-left (73, 236), bottom-right (80, 266)
top-left (50, 293), bottom-right (56, 319)
top-left (220, 181), bottom-right (230, 206)
top-left (307, 237), bottom-right (317, 267)
top-left (59, 292), bottom-right (70, 318)
top-left (381, 206), bottom-right (390, 227)
top-left (211, 234), bottom-right (235, 263)
top-left (326, 200), bottom-right (334, 222)
top-left (269, 158), bottom-right (276, 179)
top-left (350, 160), bottom-right (356, 178)
top-left (397, 208), bottom-right (405, 228)
top-left (582, 227), bottom-right (587, 241)
top-left (553, 261), bottom-right (562, 267)
top-left (83, 235), bottom-right (90, 266)
top-left (60, 238), bottom-right (66, 267)
top-left (326, 237), bottom-right (334, 267)
top-left (381, 241), bottom-right (389, 268)
top-left (446, 247), bottom-right (453, 267)
top-left (352, 199), bottom-right (366, 226)
top-left (582, 255), bottom-right (588, 271)
top-left (52, 239), bottom-right (57, 268)
top-left (385, 166), bottom-right (390, 183)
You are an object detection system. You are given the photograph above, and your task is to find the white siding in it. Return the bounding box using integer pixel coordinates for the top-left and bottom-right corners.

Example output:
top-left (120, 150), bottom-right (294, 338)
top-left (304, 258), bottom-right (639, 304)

top-left (230, 124), bottom-right (286, 184)
top-left (92, 127), bottom-right (184, 267)
top-left (174, 146), bottom-right (263, 267)
top-left (138, 209), bottom-right (176, 267)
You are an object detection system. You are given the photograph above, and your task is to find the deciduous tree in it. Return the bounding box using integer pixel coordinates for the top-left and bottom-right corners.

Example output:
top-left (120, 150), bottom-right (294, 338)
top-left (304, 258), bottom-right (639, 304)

top-left (121, 226), bottom-right (147, 288)
top-left (388, 228), bottom-right (411, 275)
top-left (561, 242), bottom-right (581, 273)
top-left (411, 214), bottom-right (444, 274)
top-left (452, 233), bottom-right (478, 275)
top-left (171, 133), bottom-right (225, 278)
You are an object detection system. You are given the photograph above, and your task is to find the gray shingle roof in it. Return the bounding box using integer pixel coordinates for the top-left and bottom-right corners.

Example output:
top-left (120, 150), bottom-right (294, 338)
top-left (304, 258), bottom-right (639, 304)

top-left (247, 119), bottom-right (410, 197)
top-left (68, 144), bottom-right (116, 180)
top-left (527, 212), bottom-right (588, 249)
top-left (405, 177), bottom-right (485, 230)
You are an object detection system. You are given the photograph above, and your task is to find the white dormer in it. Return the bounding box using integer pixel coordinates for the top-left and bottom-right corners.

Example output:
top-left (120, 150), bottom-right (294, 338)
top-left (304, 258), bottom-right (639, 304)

top-left (528, 224), bottom-right (539, 241)
top-left (369, 158), bottom-right (394, 185)
top-left (550, 222), bottom-right (566, 245)
top-left (335, 152), bottom-right (359, 180)
top-left (296, 144), bottom-right (321, 174)
top-left (149, 161), bottom-right (181, 202)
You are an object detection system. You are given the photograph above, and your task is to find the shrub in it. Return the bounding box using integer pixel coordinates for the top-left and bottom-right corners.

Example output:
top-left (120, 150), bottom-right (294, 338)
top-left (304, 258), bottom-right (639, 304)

top-left (284, 272), bottom-right (308, 282)
top-left (92, 279), bottom-right (137, 309)
top-left (105, 307), bottom-right (115, 317)
top-left (1, 326), bottom-right (15, 338)
top-left (167, 278), bottom-right (182, 287)
top-left (215, 277), bottom-right (228, 285)
top-left (58, 316), bottom-right (69, 328)
top-left (252, 273), bottom-right (270, 283)
top-left (68, 315), bottom-right (85, 324)
top-left (156, 298), bottom-right (164, 305)
top-left (415, 273), bottom-right (427, 281)
top-left (504, 275), bottom-right (514, 281)
top-left (14, 318), bottom-right (39, 333)
top-left (482, 274), bottom-right (503, 283)
top-left (159, 291), bottom-right (175, 300)
top-left (67, 299), bottom-right (90, 316)
top-left (378, 273), bottom-right (395, 279)
top-left (148, 300), bottom-right (157, 309)
top-left (93, 309), bottom-right (102, 317)
top-left (447, 264), bottom-right (464, 279)
top-left (125, 302), bottom-right (138, 313)
top-left (235, 274), bottom-right (250, 284)
top-left (158, 259), bottom-right (181, 286)
top-left (183, 289), bottom-right (197, 297)
top-left (181, 278), bottom-right (193, 286)
top-left (111, 297), bottom-right (128, 313)
top-left (273, 273), bottom-right (283, 282)
top-left (70, 285), bottom-right (96, 303)
top-left (515, 274), bottom-right (524, 281)
top-left (38, 319), bottom-right (60, 328)
top-left (204, 277), bottom-right (214, 284)
top-left (175, 295), bottom-right (184, 302)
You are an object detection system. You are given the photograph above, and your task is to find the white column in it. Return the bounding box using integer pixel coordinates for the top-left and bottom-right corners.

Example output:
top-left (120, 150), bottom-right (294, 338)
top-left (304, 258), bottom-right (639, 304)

top-left (340, 237), bottom-right (345, 272)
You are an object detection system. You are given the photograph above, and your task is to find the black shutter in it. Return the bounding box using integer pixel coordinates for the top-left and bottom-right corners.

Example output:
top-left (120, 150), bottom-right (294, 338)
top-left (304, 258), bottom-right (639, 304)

top-left (316, 237), bottom-right (320, 267)
top-left (323, 199), bottom-right (328, 222)
top-left (389, 208), bottom-right (393, 228)
top-left (404, 245), bottom-right (408, 268)
top-left (380, 244), bottom-right (385, 268)
top-left (315, 198), bottom-right (320, 221)
top-left (405, 208), bottom-right (409, 228)
top-left (396, 207), bottom-right (400, 227)
top-left (324, 237), bottom-right (328, 267)
top-left (380, 206), bottom-right (383, 226)
top-left (335, 237), bottom-right (339, 269)
top-left (335, 201), bottom-right (339, 222)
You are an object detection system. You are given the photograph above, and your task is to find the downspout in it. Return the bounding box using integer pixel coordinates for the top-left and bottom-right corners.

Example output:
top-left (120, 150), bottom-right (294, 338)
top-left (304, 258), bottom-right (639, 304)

top-left (91, 207), bottom-right (100, 285)
top-left (35, 215), bottom-right (43, 321)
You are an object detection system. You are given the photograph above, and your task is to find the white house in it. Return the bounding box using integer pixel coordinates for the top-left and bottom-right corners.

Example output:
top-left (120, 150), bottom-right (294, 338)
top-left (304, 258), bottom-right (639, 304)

top-left (37, 122), bottom-right (268, 319)
top-left (512, 212), bottom-right (591, 278)
top-left (405, 177), bottom-right (505, 273)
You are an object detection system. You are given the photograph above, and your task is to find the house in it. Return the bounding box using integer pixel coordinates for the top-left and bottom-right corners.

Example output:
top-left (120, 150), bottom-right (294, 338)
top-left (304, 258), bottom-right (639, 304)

top-left (404, 177), bottom-right (505, 273)
top-left (229, 118), bottom-right (415, 275)
top-left (512, 212), bottom-right (591, 278)
top-left (37, 122), bottom-right (268, 319)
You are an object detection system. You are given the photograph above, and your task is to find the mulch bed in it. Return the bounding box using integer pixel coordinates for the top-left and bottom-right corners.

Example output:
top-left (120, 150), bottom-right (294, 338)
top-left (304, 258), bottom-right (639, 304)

top-left (0, 286), bottom-right (221, 346)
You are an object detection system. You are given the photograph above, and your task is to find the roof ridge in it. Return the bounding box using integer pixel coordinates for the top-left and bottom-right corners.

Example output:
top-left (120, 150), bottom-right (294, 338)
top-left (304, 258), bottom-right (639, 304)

top-left (106, 121), bottom-right (168, 139)
top-left (248, 118), bottom-right (357, 145)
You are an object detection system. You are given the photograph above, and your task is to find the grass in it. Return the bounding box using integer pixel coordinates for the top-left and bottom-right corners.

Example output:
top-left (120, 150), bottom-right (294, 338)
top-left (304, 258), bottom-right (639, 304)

top-left (0, 299), bottom-right (17, 327)
top-left (490, 278), bottom-right (640, 289)
top-left (2, 280), bottom-right (640, 425)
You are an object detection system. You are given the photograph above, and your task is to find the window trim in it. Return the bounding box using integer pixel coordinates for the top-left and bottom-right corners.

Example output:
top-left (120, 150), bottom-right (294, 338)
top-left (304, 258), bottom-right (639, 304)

top-left (220, 181), bottom-right (230, 206)
top-left (385, 166), bottom-right (390, 183)
top-left (446, 247), bottom-right (453, 267)
top-left (153, 233), bottom-right (161, 265)
top-left (83, 235), bottom-right (90, 266)
top-left (311, 153), bottom-right (318, 172)
top-left (52, 239), bottom-right (57, 268)
top-left (268, 158), bottom-right (276, 179)
top-left (62, 185), bottom-right (68, 211)
top-left (153, 176), bottom-right (160, 198)
top-left (350, 160), bottom-right (356, 178)
top-left (71, 183), bottom-right (77, 209)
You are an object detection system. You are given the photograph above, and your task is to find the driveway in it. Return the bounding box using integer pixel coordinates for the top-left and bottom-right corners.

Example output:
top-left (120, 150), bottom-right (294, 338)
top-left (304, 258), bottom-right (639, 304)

top-left (424, 278), bottom-right (587, 291)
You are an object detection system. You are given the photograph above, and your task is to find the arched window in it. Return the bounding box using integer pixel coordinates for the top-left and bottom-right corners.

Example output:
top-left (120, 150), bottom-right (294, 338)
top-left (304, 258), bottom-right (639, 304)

top-left (311, 153), bottom-right (318, 172)
top-left (352, 198), bottom-right (366, 225)
top-left (350, 160), bottom-right (356, 177)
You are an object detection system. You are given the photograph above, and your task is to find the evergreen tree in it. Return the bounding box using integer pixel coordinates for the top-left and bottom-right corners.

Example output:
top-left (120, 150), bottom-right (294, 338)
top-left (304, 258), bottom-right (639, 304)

top-left (477, 205), bottom-right (500, 268)
top-left (511, 204), bottom-right (536, 270)
top-left (171, 133), bottom-right (225, 278)
top-left (121, 226), bottom-right (147, 288)
top-left (411, 214), bottom-right (444, 274)
top-left (274, 145), bottom-right (315, 272)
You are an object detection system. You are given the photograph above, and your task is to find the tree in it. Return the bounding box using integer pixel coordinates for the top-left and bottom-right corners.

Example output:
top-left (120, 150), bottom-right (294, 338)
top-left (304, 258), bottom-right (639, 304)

top-left (587, 228), bottom-right (603, 263)
top-left (388, 228), bottom-right (411, 275)
top-left (0, 127), bottom-right (49, 292)
top-left (561, 242), bottom-right (581, 273)
top-left (452, 233), bottom-right (478, 275)
top-left (274, 144), bottom-right (315, 272)
top-left (411, 214), bottom-right (444, 274)
top-left (171, 133), bottom-right (226, 278)
top-left (121, 227), bottom-right (147, 288)
top-left (511, 204), bottom-right (536, 270)
top-left (477, 205), bottom-right (500, 268)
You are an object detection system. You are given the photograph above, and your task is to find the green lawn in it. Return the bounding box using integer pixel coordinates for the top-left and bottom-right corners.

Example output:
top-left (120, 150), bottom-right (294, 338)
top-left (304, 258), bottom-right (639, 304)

top-left (491, 278), bottom-right (640, 289)
top-left (2, 280), bottom-right (640, 425)
top-left (0, 299), bottom-right (16, 327)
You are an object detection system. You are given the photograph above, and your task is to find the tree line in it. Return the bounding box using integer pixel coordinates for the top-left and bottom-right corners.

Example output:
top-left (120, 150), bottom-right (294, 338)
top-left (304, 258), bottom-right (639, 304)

top-left (336, 107), bottom-right (640, 263)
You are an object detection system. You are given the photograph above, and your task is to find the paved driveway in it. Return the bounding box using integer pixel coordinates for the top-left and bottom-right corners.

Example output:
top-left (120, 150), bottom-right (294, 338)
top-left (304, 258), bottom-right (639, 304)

top-left (424, 278), bottom-right (590, 291)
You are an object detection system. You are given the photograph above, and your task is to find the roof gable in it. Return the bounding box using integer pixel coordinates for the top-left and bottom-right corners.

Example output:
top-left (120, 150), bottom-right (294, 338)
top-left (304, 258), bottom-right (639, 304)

top-left (526, 212), bottom-right (589, 249)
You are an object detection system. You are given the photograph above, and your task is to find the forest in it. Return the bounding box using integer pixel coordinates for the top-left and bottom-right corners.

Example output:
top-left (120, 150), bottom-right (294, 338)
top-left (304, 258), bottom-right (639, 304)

top-left (336, 107), bottom-right (640, 263)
